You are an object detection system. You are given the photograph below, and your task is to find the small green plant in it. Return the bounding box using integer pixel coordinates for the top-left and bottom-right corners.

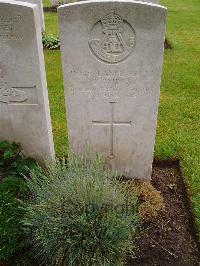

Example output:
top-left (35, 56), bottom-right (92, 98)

top-left (23, 154), bottom-right (138, 266)
top-left (0, 141), bottom-right (36, 262)
top-left (0, 141), bottom-right (36, 178)
top-left (42, 33), bottom-right (60, 50)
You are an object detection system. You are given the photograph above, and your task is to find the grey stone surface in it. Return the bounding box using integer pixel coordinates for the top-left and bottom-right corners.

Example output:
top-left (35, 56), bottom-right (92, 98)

top-left (0, 0), bottom-right (55, 163)
top-left (58, 0), bottom-right (166, 179)
top-left (52, 0), bottom-right (159, 7)
top-left (14, 0), bottom-right (45, 31)
top-left (135, 0), bottom-right (159, 4)
top-left (50, 0), bottom-right (58, 6)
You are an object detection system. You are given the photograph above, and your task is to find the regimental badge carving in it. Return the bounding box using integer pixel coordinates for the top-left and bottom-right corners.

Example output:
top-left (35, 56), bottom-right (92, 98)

top-left (89, 11), bottom-right (136, 64)
top-left (0, 80), bottom-right (27, 103)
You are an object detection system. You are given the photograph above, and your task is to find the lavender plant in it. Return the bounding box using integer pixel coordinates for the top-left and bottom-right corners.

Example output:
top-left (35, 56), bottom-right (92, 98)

top-left (23, 154), bottom-right (138, 266)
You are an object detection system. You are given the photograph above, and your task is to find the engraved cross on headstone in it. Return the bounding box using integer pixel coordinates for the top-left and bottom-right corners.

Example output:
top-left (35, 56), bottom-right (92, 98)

top-left (92, 102), bottom-right (131, 157)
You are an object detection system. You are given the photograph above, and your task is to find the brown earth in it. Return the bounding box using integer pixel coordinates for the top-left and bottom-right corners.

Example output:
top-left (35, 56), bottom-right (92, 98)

top-left (43, 6), bottom-right (57, 12)
top-left (164, 38), bottom-right (172, 49)
top-left (127, 161), bottom-right (200, 266)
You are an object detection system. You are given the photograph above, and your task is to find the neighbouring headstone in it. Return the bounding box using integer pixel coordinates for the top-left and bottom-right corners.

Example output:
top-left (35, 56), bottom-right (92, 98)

top-left (0, 0), bottom-right (54, 163)
top-left (50, 0), bottom-right (58, 6)
top-left (14, 0), bottom-right (45, 31)
top-left (58, 1), bottom-right (166, 179)
top-left (135, 0), bottom-right (159, 4)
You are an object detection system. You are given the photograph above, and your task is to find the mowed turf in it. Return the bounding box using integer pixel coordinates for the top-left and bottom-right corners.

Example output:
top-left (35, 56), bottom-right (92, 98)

top-left (44, 12), bottom-right (58, 36)
top-left (43, 0), bottom-right (200, 235)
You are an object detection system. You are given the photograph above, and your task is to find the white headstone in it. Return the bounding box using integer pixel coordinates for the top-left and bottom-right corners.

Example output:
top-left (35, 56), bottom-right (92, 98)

top-left (53, 0), bottom-right (159, 7)
top-left (50, 0), bottom-right (72, 7)
top-left (135, 0), bottom-right (159, 3)
top-left (50, 0), bottom-right (58, 6)
top-left (58, 0), bottom-right (166, 179)
top-left (14, 0), bottom-right (45, 31)
top-left (0, 0), bottom-right (54, 163)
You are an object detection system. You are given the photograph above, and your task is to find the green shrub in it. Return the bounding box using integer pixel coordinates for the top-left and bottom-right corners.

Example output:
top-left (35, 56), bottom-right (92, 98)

top-left (23, 154), bottom-right (139, 266)
top-left (0, 141), bottom-right (36, 262)
top-left (42, 33), bottom-right (60, 50)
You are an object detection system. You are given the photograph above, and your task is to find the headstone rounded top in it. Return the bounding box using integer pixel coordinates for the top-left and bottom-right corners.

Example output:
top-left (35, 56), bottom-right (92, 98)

top-left (0, 0), bottom-right (37, 8)
top-left (58, 0), bottom-right (165, 9)
top-left (0, 0), bottom-right (45, 32)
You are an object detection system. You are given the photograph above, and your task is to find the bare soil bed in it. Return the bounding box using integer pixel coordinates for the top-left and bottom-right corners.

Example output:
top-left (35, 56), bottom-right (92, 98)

top-left (128, 161), bottom-right (200, 266)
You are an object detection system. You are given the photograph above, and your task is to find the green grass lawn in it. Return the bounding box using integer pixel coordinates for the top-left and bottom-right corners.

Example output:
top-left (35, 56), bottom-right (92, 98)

top-left (44, 12), bottom-right (59, 35)
top-left (43, 0), bottom-right (51, 8)
top-left (43, 0), bottom-right (200, 235)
